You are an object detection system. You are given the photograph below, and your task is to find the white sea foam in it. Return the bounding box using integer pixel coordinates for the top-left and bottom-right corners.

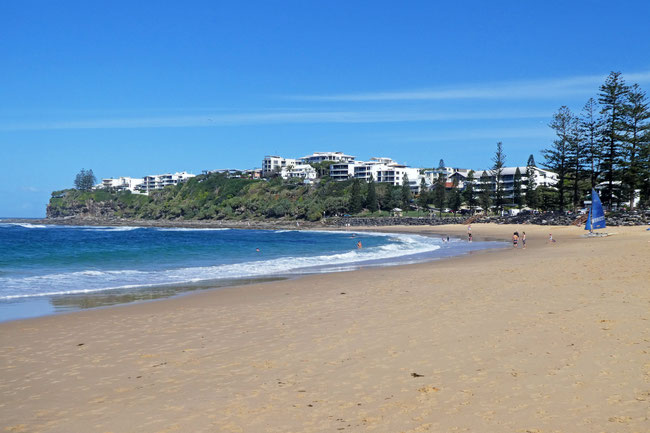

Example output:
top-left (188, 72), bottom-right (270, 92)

top-left (0, 232), bottom-right (443, 300)
top-left (3, 223), bottom-right (48, 229)
top-left (153, 227), bottom-right (231, 232)
top-left (74, 226), bottom-right (142, 232)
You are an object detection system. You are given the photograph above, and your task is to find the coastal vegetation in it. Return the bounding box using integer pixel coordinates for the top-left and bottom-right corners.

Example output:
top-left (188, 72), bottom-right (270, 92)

top-left (73, 169), bottom-right (97, 192)
top-left (48, 174), bottom-right (426, 221)
top-left (543, 71), bottom-right (650, 210)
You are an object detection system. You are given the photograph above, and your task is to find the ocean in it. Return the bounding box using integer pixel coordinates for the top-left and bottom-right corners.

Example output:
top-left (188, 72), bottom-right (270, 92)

top-left (0, 222), bottom-right (505, 322)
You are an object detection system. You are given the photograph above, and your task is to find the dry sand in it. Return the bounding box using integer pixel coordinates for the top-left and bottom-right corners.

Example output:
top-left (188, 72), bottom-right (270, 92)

top-left (1, 224), bottom-right (649, 433)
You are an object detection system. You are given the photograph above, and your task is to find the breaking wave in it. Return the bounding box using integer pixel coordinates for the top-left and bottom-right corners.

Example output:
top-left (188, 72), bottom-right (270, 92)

top-left (0, 232), bottom-right (440, 300)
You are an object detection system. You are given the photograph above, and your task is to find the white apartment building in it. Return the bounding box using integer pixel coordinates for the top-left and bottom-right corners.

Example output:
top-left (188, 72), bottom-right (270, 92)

top-left (299, 151), bottom-right (355, 164)
top-left (472, 166), bottom-right (558, 189)
top-left (471, 166), bottom-right (558, 203)
top-left (329, 161), bottom-right (362, 181)
top-left (101, 177), bottom-right (144, 193)
top-left (422, 167), bottom-right (470, 188)
top-left (330, 157), bottom-right (398, 182)
top-left (138, 171), bottom-right (196, 193)
top-left (262, 156), bottom-right (299, 177)
top-left (280, 163), bottom-right (317, 181)
top-left (263, 152), bottom-right (355, 179)
top-left (329, 157), bottom-right (422, 192)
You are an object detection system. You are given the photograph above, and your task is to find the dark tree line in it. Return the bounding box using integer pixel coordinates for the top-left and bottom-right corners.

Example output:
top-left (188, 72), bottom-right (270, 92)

top-left (544, 72), bottom-right (650, 210)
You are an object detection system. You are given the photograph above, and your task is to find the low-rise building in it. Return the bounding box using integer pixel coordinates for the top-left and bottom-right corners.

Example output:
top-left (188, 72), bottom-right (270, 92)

top-left (329, 157), bottom-right (422, 192)
top-left (138, 171), bottom-right (196, 193)
top-left (422, 167), bottom-right (470, 188)
top-left (101, 177), bottom-right (144, 193)
top-left (299, 152), bottom-right (355, 164)
top-left (263, 152), bottom-right (355, 179)
top-left (262, 156), bottom-right (299, 177)
top-left (244, 169), bottom-right (263, 179)
top-left (280, 163), bottom-right (317, 181)
top-left (472, 166), bottom-right (558, 203)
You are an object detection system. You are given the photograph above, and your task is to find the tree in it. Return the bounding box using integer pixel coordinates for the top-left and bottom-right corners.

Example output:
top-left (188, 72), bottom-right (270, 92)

top-left (621, 83), bottom-right (650, 209)
top-left (566, 115), bottom-right (587, 211)
top-left (639, 135), bottom-right (650, 208)
top-left (462, 170), bottom-right (478, 212)
top-left (537, 186), bottom-right (558, 211)
top-left (599, 71), bottom-right (629, 209)
top-left (387, 186), bottom-right (402, 210)
top-left (309, 161), bottom-right (334, 178)
top-left (525, 164), bottom-right (538, 209)
top-left (545, 106), bottom-right (574, 211)
top-left (491, 142), bottom-right (506, 213)
top-left (432, 160), bottom-right (446, 216)
top-left (366, 176), bottom-right (378, 212)
top-left (401, 174), bottom-right (412, 208)
top-left (447, 178), bottom-right (462, 213)
top-left (478, 171), bottom-right (492, 214)
top-left (74, 169), bottom-right (96, 191)
top-left (513, 167), bottom-right (523, 209)
top-left (417, 177), bottom-right (429, 209)
top-left (348, 179), bottom-right (363, 214)
top-left (527, 154), bottom-right (536, 167)
top-left (580, 98), bottom-right (602, 189)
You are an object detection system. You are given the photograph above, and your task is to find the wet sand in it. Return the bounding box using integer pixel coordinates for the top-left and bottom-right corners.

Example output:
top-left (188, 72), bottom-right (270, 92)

top-left (1, 224), bottom-right (649, 432)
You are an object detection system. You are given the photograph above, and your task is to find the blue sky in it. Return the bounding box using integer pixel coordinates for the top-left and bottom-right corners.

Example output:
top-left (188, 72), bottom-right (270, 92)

top-left (2, 0), bottom-right (650, 217)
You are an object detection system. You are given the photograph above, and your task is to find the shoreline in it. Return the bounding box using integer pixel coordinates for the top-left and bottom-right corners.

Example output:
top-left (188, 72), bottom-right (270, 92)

top-left (1, 216), bottom-right (327, 230)
top-left (0, 225), bottom-right (507, 323)
top-left (2, 224), bottom-right (648, 432)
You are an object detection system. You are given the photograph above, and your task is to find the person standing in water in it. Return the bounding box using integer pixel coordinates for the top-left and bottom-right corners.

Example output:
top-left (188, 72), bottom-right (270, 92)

top-left (357, 241), bottom-right (362, 249)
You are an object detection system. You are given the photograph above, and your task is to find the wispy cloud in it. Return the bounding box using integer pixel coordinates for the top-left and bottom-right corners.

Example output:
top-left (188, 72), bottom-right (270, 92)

top-left (0, 109), bottom-right (550, 131)
top-left (387, 126), bottom-right (555, 143)
top-left (288, 70), bottom-right (650, 102)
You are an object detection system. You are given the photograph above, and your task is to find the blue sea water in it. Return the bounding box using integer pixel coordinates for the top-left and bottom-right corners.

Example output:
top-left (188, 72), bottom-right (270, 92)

top-left (0, 223), bottom-right (505, 322)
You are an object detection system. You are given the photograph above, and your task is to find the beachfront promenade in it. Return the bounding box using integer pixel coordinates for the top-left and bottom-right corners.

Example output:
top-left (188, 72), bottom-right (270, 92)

top-left (1, 224), bottom-right (648, 432)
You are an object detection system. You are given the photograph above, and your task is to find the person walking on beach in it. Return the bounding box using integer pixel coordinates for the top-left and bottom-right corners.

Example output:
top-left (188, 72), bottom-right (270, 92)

top-left (547, 233), bottom-right (556, 243)
top-left (522, 231), bottom-right (526, 249)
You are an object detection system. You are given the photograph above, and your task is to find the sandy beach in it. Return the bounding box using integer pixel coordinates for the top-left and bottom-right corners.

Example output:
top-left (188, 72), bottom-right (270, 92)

top-left (1, 223), bottom-right (649, 433)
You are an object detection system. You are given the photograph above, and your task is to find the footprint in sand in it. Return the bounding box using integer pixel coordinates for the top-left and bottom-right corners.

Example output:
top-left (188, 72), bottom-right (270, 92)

top-left (418, 385), bottom-right (440, 393)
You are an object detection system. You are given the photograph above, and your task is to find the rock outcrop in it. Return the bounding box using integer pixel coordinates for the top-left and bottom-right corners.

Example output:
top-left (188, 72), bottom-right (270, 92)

top-left (325, 211), bottom-right (649, 227)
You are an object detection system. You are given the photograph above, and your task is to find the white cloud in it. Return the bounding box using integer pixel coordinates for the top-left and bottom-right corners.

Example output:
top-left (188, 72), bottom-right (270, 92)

top-left (0, 109), bottom-right (550, 131)
top-left (386, 126), bottom-right (555, 143)
top-left (288, 70), bottom-right (650, 102)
